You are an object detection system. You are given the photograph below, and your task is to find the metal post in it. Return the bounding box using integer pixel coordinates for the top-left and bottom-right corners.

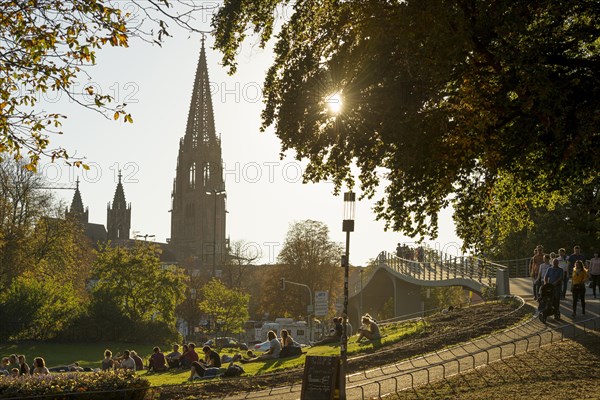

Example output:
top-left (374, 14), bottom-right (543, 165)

top-left (212, 192), bottom-right (217, 278)
top-left (340, 191), bottom-right (355, 400)
top-left (340, 230), bottom-right (350, 400)
top-left (359, 268), bottom-right (364, 320)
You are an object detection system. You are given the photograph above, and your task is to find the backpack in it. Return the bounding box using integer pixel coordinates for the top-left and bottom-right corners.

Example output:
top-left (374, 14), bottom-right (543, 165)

top-left (223, 363), bottom-right (244, 377)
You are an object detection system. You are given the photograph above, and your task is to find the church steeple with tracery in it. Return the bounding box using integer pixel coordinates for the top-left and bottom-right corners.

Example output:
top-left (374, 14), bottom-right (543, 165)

top-left (170, 37), bottom-right (226, 271)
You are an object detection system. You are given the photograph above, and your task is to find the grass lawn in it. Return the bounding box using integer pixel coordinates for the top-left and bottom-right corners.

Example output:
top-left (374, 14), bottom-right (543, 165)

top-left (143, 319), bottom-right (428, 386)
top-left (0, 342), bottom-right (158, 369)
top-left (0, 318), bottom-right (427, 387)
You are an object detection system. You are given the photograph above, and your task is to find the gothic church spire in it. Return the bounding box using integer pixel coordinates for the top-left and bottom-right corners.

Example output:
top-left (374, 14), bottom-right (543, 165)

top-left (107, 171), bottom-right (131, 241)
top-left (185, 37), bottom-right (218, 147)
top-left (66, 177), bottom-right (89, 224)
top-left (170, 37), bottom-right (226, 270)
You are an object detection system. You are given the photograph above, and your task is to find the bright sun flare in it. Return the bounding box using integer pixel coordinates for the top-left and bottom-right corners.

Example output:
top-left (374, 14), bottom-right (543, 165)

top-left (326, 93), bottom-right (343, 114)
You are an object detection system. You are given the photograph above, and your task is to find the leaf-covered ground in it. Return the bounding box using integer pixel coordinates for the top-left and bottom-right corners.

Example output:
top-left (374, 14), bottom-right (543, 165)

top-left (396, 330), bottom-right (600, 399)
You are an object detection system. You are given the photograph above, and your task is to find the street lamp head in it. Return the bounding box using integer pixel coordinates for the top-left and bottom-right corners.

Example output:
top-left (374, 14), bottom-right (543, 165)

top-left (342, 191), bottom-right (356, 232)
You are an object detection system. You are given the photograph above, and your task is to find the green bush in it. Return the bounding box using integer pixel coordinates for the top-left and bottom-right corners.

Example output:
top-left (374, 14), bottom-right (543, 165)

top-left (0, 276), bottom-right (83, 341)
top-left (0, 370), bottom-right (150, 400)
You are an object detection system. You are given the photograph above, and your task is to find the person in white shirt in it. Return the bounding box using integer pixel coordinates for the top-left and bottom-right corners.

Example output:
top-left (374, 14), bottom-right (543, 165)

top-left (537, 254), bottom-right (553, 299)
top-left (556, 248), bottom-right (569, 299)
top-left (118, 350), bottom-right (136, 371)
top-left (241, 331), bottom-right (280, 362)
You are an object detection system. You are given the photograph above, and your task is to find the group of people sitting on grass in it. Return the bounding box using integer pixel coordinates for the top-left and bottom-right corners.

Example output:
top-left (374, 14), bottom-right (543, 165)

top-left (100, 343), bottom-right (206, 373)
top-left (310, 314), bottom-right (380, 346)
top-left (0, 354), bottom-right (49, 377)
top-left (101, 349), bottom-right (146, 372)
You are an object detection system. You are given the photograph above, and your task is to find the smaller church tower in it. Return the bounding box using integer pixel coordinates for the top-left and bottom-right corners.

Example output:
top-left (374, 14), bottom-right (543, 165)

top-left (65, 178), bottom-right (89, 225)
top-left (107, 171), bottom-right (131, 241)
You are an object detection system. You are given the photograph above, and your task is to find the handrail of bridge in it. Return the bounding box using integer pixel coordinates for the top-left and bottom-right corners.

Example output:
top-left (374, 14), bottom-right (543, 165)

top-left (350, 250), bottom-right (509, 297)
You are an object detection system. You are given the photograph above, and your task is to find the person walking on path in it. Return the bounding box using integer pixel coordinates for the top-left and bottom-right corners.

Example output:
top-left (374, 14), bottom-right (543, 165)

top-left (557, 248), bottom-right (569, 299)
top-left (571, 260), bottom-right (589, 317)
top-left (530, 246), bottom-right (544, 300)
top-left (537, 254), bottom-right (552, 299)
top-left (544, 259), bottom-right (563, 320)
top-left (568, 245), bottom-right (586, 297)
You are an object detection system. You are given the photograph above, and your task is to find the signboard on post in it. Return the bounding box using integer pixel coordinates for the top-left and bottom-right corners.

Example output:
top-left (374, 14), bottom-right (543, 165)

top-left (314, 291), bottom-right (329, 317)
top-left (300, 355), bottom-right (340, 400)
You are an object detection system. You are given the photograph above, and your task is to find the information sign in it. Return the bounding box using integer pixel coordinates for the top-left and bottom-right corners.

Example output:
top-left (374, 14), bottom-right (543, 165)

top-left (300, 355), bottom-right (340, 400)
top-left (314, 291), bottom-right (329, 317)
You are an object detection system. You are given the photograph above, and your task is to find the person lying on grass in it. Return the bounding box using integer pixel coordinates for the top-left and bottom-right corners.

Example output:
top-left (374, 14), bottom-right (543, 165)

top-left (240, 331), bottom-right (280, 363)
top-left (188, 361), bottom-right (220, 381)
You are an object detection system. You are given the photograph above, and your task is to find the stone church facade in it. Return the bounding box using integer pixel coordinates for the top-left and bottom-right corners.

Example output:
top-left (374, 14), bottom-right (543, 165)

top-left (66, 39), bottom-right (227, 274)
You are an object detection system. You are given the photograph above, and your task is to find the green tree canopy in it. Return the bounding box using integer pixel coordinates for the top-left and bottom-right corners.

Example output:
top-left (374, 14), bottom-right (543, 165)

top-left (199, 278), bottom-right (250, 335)
top-left (0, 159), bottom-right (92, 291)
top-left (213, 1), bottom-right (600, 251)
top-left (260, 220), bottom-right (343, 318)
top-left (92, 242), bottom-right (187, 325)
top-left (0, 275), bottom-right (83, 340)
top-left (490, 176), bottom-right (600, 259)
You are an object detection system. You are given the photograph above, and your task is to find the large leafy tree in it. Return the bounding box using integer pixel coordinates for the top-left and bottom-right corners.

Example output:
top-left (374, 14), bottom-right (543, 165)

top-left (260, 220), bottom-right (343, 318)
top-left (0, 0), bottom-right (210, 168)
top-left (199, 278), bottom-right (250, 335)
top-left (92, 242), bottom-right (187, 324)
top-left (0, 159), bottom-right (92, 291)
top-left (490, 176), bottom-right (600, 259)
top-left (213, 1), bottom-right (600, 251)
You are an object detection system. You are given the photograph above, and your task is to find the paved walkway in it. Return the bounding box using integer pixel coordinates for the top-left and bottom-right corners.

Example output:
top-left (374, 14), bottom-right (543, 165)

top-left (209, 287), bottom-right (600, 400)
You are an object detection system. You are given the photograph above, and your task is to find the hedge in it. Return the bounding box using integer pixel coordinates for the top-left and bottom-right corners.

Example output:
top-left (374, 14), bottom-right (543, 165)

top-left (0, 370), bottom-right (152, 400)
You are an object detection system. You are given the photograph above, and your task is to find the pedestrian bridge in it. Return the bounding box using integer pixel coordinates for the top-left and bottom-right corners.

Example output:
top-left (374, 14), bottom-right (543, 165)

top-left (347, 251), bottom-right (510, 326)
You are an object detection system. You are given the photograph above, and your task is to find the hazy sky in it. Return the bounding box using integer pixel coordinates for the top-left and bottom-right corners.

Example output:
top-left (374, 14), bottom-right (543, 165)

top-left (39, 6), bottom-right (463, 265)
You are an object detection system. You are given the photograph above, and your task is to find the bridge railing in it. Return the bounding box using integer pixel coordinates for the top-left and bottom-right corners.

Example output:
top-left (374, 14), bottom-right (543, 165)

top-left (351, 249), bottom-right (509, 296)
top-left (491, 257), bottom-right (531, 278)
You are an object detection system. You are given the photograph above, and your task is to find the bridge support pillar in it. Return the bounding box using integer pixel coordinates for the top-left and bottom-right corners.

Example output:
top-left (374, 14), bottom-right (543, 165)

top-left (392, 278), bottom-right (398, 316)
top-left (496, 268), bottom-right (510, 296)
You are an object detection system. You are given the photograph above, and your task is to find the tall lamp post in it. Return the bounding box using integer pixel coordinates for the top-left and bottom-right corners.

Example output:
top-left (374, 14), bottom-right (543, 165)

top-left (206, 189), bottom-right (226, 278)
top-left (340, 191), bottom-right (355, 400)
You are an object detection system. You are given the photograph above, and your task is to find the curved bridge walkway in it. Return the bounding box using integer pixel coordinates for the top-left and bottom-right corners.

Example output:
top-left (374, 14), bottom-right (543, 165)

top-left (350, 250), bottom-right (510, 298)
top-left (345, 251), bottom-right (510, 324)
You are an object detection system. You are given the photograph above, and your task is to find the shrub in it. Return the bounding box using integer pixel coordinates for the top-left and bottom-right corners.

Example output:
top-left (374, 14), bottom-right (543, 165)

top-left (0, 276), bottom-right (83, 341)
top-left (0, 370), bottom-right (150, 400)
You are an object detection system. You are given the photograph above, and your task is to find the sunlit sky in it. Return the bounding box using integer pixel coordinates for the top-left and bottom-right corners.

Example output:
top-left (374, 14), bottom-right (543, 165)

top-left (40, 7), bottom-right (463, 265)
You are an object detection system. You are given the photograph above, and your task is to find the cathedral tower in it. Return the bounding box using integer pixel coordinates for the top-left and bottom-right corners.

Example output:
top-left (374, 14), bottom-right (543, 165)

top-left (107, 171), bottom-right (131, 241)
top-left (170, 38), bottom-right (226, 273)
top-left (66, 178), bottom-right (89, 225)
